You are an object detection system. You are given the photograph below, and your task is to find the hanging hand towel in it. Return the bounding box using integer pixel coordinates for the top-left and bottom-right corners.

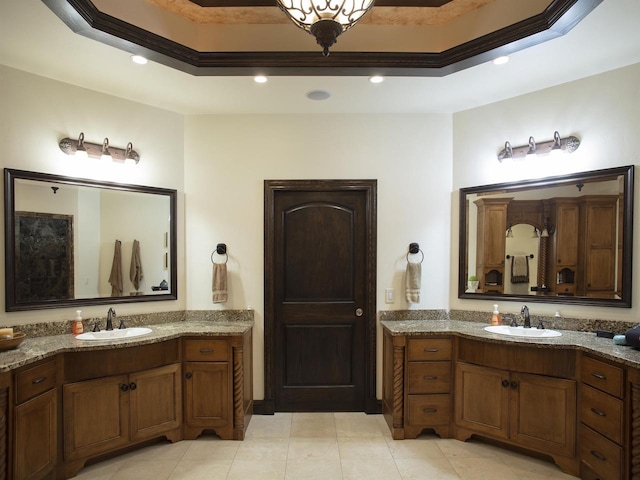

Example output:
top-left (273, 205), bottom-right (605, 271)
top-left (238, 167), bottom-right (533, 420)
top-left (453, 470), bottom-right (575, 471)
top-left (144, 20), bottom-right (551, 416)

top-left (212, 262), bottom-right (228, 303)
top-left (129, 239), bottom-right (144, 291)
top-left (510, 255), bottom-right (529, 284)
top-left (405, 261), bottom-right (422, 304)
top-left (109, 240), bottom-right (123, 297)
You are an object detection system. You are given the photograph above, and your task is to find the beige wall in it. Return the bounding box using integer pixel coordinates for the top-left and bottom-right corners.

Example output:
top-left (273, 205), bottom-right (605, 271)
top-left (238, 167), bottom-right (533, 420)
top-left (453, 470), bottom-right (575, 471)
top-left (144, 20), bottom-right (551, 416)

top-left (0, 65), bottom-right (186, 324)
top-left (2, 60), bottom-right (640, 402)
top-left (184, 114), bottom-right (453, 398)
top-left (451, 62), bottom-right (640, 322)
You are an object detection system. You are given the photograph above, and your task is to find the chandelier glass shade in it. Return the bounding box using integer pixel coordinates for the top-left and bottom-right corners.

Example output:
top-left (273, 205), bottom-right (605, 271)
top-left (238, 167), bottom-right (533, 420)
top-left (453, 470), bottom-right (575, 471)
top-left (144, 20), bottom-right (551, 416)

top-left (276, 0), bottom-right (375, 56)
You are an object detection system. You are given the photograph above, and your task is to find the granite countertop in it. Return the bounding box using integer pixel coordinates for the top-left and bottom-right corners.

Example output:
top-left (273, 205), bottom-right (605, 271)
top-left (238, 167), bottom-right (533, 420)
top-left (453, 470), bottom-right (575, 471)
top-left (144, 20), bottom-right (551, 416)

top-left (382, 319), bottom-right (640, 369)
top-left (0, 320), bottom-right (253, 373)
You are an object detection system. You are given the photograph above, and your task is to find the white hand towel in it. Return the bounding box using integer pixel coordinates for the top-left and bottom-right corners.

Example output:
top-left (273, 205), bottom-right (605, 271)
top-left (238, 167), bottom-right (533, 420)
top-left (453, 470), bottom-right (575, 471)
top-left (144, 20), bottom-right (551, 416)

top-left (405, 262), bottom-right (421, 304)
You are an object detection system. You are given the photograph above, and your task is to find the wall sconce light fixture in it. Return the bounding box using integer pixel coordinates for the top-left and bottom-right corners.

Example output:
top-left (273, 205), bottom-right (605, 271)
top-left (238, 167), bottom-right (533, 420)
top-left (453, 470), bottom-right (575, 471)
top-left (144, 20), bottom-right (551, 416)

top-left (498, 131), bottom-right (580, 162)
top-left (540, 217), bottom-right (555, 237)
top-left (59, 133), bottom-right (140, 164)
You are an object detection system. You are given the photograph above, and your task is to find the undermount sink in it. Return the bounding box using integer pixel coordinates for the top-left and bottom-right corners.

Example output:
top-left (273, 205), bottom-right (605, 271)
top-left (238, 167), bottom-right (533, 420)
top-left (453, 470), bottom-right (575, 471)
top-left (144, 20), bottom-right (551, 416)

top-left (484, 325), bottom-right (562, 338)
top-left (75, 327), bottom-right (152, 341)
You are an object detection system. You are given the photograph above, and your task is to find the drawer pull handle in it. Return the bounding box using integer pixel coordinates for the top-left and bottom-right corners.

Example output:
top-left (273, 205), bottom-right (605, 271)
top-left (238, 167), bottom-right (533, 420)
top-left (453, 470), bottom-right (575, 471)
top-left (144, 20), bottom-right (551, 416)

top-left (423, 408), bottom-right (438, 414)
top-left (423, 376), bottom-right (438, 380)
top-left (200, 349), bottom-right (214, 353)
top-left (424, 348), bottom-right (439, 353)
top-left (591, 407), bottom-right (606, 417)
top-left (590, 450), bottom-right (606, 462)
top-left (32, 376), bottom-right (47, 385)
top-left (591, 372), bottom-right (606, 380)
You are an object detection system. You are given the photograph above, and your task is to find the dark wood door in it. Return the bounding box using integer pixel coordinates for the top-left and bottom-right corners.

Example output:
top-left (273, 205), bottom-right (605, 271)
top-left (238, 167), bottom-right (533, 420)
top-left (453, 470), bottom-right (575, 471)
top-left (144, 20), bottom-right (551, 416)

top-left (265, 180), bottom-right (377, 413)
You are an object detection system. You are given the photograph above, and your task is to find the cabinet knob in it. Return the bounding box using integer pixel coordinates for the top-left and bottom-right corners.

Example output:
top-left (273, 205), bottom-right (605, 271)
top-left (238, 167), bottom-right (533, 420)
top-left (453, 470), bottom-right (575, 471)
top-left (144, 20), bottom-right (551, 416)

top-left (185, 372), bottom-right (193, 379)
top-left (129, 382), bottom-right (137, 391)
top-left (355, 308), bottom-right (364, 317)
top-left (501, 380), bottom-right (509, 388)
top-left (510, 381), bottom-right (518, 389)
top-left (121, 383), bottom-right (129, 392)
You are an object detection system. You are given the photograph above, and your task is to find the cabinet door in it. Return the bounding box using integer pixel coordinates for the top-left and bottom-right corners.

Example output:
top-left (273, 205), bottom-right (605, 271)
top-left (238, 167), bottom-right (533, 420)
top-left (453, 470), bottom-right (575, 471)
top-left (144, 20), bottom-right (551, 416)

top-left (484, 206), bottom-right (507, 266)
top-left (509, 372), bottom-right (576, 457)
top-left (184, 362), bottom-right (230, 427)
top-left (14, 389), bottom-right (56, 480)
top-left (63, 375), bottom-right (129, 461)
top-left (555, 202), bottom-right (579, 267)
top-left (584, 202), bottom-right (616, 292)
top-left (455, 363), bottom-right (509, 439)
top-left (129, 364), bottom-right (182, 442)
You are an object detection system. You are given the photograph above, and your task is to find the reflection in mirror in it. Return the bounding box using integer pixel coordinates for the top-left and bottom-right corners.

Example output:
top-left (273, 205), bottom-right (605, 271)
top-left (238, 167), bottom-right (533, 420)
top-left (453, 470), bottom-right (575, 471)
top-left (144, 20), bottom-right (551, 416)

top-left (4, 169), bottom-right (177, 311)
top-left (459, 165), bottom-right (634, 307)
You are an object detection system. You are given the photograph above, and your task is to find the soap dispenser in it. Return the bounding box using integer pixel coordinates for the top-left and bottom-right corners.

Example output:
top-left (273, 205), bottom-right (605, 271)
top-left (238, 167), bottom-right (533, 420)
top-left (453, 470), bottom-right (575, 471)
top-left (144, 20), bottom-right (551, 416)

top-left (491, 304), bottom-right (501, 326)
top-left (72, 310), bottom-right (84, 335)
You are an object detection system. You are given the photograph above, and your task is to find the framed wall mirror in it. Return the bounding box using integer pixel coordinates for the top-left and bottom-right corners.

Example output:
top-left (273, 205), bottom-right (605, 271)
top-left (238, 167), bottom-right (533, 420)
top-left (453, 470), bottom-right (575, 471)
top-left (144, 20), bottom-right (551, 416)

top-left (459, 165), bottom-right (634, 307)
top-left (4, 169), bottom-right (177, 311)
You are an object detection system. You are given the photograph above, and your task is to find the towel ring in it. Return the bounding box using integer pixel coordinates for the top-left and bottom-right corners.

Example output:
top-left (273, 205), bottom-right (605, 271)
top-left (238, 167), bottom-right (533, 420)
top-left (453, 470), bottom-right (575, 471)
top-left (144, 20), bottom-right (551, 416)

top-left (407, 249), bottom-right (424, 264)
top-left (211, 251), bottom-right (228, 264)
top-left (211, 243), bottom-right (228, 264)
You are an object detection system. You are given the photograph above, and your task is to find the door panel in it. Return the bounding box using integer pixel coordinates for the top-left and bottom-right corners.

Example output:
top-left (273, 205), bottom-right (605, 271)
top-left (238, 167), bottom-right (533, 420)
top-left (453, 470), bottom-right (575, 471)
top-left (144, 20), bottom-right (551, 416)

top-left (267, 183), bottom-right (375, 412)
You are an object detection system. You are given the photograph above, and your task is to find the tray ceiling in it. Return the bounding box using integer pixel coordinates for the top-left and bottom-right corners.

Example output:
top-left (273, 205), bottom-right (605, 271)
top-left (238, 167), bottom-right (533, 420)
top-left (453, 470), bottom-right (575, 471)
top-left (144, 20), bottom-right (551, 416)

top-left (41, 0), bottom-right (601, 76)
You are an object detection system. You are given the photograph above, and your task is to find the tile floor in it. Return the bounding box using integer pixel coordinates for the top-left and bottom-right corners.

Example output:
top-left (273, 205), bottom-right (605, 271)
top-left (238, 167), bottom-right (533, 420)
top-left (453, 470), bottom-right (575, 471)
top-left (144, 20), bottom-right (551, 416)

top-left (74, 413), bottom-right (579, 480)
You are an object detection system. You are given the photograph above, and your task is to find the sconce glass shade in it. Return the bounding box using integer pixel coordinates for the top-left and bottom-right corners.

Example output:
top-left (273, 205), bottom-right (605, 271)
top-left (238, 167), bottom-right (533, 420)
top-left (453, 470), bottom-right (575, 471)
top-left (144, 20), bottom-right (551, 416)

top-left (75, 132), bottom-right (88, 158)
top-left (550, 131), bottom-right (563, 156)
top-left (101, 138), bottom-right (113, 162)
top-left (540, 228), bottom-right (549, 238)
top-left (526, 136), bottom-right (536, 157)
top-left (276, 0), bottom-right (375, 56)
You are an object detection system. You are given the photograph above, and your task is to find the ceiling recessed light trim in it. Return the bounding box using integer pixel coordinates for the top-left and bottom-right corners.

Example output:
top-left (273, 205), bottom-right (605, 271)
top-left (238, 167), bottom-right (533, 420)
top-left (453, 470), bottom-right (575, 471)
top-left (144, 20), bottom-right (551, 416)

top-left (254, 75), bottom-right (268, 83)
top-left (131, 55), bottom-right (148, 65)
top-left (369, 75), bottom-right (384, 84)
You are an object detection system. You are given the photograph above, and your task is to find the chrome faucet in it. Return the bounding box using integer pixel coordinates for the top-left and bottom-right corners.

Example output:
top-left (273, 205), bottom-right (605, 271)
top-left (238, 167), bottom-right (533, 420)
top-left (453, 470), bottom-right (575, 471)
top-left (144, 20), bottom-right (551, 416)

top-left (521, 305), bottom-right (531, 328)
top-left (106, 308), bottom-right (116, 331)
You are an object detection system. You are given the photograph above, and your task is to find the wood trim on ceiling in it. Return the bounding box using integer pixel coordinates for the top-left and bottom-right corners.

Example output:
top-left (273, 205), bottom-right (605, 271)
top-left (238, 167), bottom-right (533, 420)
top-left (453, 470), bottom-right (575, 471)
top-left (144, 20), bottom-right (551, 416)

top-left (41, 0), bottom-right (602, 77)
top-left (187, 0), bottom-right (453, 6)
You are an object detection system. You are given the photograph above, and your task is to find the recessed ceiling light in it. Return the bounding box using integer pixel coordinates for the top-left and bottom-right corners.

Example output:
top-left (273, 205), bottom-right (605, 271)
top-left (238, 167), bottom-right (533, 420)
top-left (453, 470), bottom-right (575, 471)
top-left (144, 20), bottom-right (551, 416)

top-left (254, 75), bottom-right (268, 84)
top-left (493, 56), bottom-right (510, 65)
top-left (306, 90), bottom-right (331, 101)
top-left (131, 55), bottom-right (148, 65)
top-left (369, 75), bottom-right (384, 84)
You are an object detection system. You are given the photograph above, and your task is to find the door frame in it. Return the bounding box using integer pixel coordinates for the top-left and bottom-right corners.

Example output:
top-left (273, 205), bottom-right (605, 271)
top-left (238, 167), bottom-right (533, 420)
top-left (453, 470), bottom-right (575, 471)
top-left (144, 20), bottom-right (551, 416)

top-left (263, 179), bottom-right (378, 414)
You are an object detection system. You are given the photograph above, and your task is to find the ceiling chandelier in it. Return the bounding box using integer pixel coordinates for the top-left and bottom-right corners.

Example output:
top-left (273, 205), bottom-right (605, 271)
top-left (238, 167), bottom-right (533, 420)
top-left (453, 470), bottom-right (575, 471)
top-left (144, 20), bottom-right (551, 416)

top-left (276, 0), bottom-right (376, 57)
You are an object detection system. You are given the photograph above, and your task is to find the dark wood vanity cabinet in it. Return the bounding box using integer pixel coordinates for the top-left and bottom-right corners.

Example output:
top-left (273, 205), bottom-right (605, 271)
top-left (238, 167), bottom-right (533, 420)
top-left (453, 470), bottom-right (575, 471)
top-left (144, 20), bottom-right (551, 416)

top-left (13, 359), bottom-right (57, 480)
top-left (548, 199), bottom-right (580, 295)
top-left (474, 198), bottom-right (511, 294)
top-left (382, 332), bottom-right (453, 440)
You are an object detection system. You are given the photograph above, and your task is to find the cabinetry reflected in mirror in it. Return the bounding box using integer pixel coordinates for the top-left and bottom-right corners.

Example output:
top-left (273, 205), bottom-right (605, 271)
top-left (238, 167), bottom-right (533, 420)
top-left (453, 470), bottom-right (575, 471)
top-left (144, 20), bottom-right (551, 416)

top-left (459, 165), bottom-right (634, 307)
top-left (4, 169), bottom-right (177, 311)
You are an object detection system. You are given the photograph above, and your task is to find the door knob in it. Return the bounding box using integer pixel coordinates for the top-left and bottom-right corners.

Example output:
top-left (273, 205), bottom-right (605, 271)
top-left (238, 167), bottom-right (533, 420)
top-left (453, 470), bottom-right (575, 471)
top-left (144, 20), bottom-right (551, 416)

top-left (355, 308), bottom-right (363, 317)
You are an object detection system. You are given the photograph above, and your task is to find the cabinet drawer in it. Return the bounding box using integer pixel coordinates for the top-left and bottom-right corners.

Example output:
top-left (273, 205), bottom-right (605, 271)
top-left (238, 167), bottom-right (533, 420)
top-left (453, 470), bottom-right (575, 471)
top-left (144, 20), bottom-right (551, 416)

top-left (581, 356), bottom-right (623, 398)
top-left (407, 395), bottom-right (450, 426)
top-left (581, 384), bottom-right (623, 444)
top-left (407, 362), bottom-right (451, 394)
top-left (407, 339), bottom-right (451, 361)
top-left (184, 339), bottom-right (229, 362)
top-left (15, 360), bottom-right (57, 405)
top-left (580, 425), bottom-right (622, 480)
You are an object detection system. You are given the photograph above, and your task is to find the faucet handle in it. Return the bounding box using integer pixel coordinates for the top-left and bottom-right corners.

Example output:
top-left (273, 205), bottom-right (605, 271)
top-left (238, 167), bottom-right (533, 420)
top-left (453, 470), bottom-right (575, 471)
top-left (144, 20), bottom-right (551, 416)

top-left (92, 321), bottom-right (101, 332)
top-left (509, 317), bottom-right (518, 327)
top-left (118, 319), bottom-right (126, 329)
top-left (537, 320), bottom-right (545, 330)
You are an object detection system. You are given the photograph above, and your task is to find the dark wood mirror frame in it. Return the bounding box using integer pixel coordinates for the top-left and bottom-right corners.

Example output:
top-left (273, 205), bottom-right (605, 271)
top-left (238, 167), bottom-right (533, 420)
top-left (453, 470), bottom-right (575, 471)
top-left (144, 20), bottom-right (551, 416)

top-left (458, 165), bottom-right (634, 308)
top-left (4, 169), bottom-right (178, 311)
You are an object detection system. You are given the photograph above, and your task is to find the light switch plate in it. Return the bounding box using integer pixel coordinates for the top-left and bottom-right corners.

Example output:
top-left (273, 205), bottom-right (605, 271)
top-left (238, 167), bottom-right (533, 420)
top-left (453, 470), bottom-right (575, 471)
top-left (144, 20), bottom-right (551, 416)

top-left (385, 288), bottom-right (395, 304)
